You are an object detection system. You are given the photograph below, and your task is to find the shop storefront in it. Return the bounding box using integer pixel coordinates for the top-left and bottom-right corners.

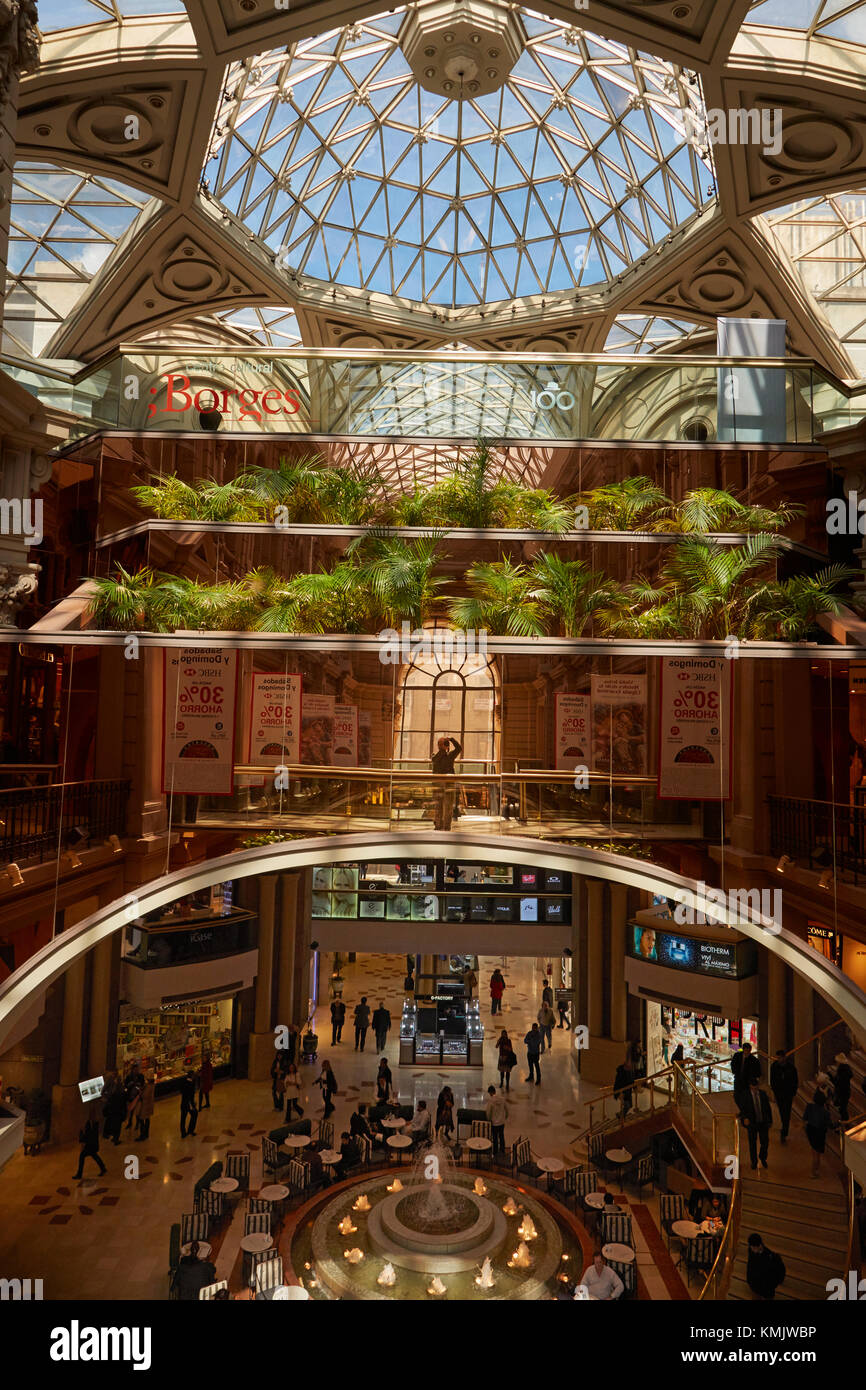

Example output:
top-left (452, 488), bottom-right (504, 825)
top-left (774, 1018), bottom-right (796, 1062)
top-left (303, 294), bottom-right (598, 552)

top-left (116, 993), bottom-right (237, 1093)
top-left (399, 973), bottom-right (484, 1067)
top-left (645, 1001), bottom-right (759, 1084)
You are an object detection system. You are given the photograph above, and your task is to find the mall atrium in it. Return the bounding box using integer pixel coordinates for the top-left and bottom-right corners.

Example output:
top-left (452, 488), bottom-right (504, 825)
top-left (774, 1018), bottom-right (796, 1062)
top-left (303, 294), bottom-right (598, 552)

top-left (1, 0), bottom-right (866, 1329)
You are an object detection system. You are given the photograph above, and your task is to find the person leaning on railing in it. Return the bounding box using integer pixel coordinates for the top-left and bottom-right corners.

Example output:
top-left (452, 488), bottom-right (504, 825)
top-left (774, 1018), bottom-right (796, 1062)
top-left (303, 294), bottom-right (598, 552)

top-left (431, 736), bottom-right (462, 830)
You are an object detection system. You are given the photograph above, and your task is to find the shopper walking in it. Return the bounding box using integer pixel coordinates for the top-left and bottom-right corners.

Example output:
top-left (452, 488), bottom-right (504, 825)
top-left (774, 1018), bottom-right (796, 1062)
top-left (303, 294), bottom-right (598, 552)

top-left (537, 1001), bottom-right (556, 1053)
top-left (830, 1054), bottom-right (853, 1122)
top-left (490, 968), bottom-right (506, 1016)
top-left (431, 735), bottom-right (462, 830)
top-left (284, 1063), bottom-right (304, 1120)
top-left (614, 1058), bottom-right (635, 1120)
top-left (136, 1074), bottom-right (155, 1141)
top-left (557, 998), bottom-right (570, 1029)
top-left (270, 1054), bottom-right (286, 1110)
top-left (179, 1069), bottom-right (198, 1138)
top-left (197, 1054), bottom-right (213, 1110)
top-left (330, 998), bottom-right (346, 1045)
top-left (769, 1049), bottom-right (798, 1143)
top-left (541, 979), bottom-right (554, 1009)
top-left (372, 1001), bottom-right (391, 1054)
top-left (740, 1078), bottom-right (772, 1170)
top-left (497, 1030), bottom-right (516, 1090)
top-left (746, 1233), bottom-right (786, 1300)
top-left (804, 1090), bottom-right (833, 1177)
top-left (73, 1114), bottom-right (107, 1179)
top-left (353, 996), bottom-right (371, 1052)
top-left (464, 966), bottom-right (478, 998)
top-left (486, 1084), bottom-right (507, 1156)
top-left (436, 1085), bottom-right (455, 1141)
top-left (101, 1072), bottom-right (126, 1146)
top-left (376, 1057), bottom-right (393, 1103)
top-left (318, 1059), bottom-right (338, 1117)
top-left (123, 1063), bottom-right (144, 1131)
top-left (524, 1023), bottom-right (542, 1085)
top-left (731, 1041), bottom-right (761, 1109)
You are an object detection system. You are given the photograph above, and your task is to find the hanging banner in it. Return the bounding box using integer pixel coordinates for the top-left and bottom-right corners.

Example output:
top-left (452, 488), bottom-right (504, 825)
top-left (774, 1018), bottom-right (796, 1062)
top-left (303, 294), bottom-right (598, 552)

top-left (657, 657), bottom-right (734, 800)
top-left (590, 675), bottom-right (647, 775)
top-left (301, 693), bottom-right (335, 765)
top-left (248, 672), bottom-right (301, 767)
top-left (162, 648), bottom-right (238, 795)
top-left (333, 704), bottom-right (358, 767)
top-left (554, 693), bottom-right (591, 770)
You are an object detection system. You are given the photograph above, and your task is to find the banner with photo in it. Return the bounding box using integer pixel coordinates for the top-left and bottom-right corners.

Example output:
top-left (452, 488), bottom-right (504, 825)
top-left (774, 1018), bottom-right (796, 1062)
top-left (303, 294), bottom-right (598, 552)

top-left (657, 657), bottom-right (733, 800)
top-left (248, 673), bottom-right (301, 767)
top-left (590, 675), bottom-right (647, 775)
top-left (333, 704), bottom-right (359, 767)
top-left (162, 648), bottom-right (238, 795)
top-left (554, 693), bottom-right (591, 770)
top-left (301, 693), bottom-right (335, 765)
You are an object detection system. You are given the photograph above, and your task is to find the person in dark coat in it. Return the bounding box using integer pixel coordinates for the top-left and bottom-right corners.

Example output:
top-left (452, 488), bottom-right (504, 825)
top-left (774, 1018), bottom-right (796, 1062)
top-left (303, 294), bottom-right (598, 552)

top-left (372, 1002), bottom-right (391, 1054)
top-left (740, 1078), bottom-right (772, 1170)
top-left (746, 1233), bottom-right (785, 1300)
top-left (172, 1242), bottom-right (217, 1300)
top-left (330, 998), bottom-right (346, 1045)
top-left (73, 1114), bottom-right (107, 1179)
top-left (179, 1069), bottom-right (198, 1138)
top-left (769, 1049), bottom-right (799, 1143)
top-left (830, 1055), bottom-right (853, 1122)
top-left (198, 1055), bottom-right (214, 1110)
top-left (614, 1060), bottom-right (634, 1119)
top-left (804, 1090), bottom-right (833, 1176)
top-left (375, 1057), bottom-right (393, 1103)
top-left (353, 997), bottom-right (371, 1052)
top-left (731, 1042), bottom-right (761, 1109)
top-left (101, 1072), bottom-right (126, 1146)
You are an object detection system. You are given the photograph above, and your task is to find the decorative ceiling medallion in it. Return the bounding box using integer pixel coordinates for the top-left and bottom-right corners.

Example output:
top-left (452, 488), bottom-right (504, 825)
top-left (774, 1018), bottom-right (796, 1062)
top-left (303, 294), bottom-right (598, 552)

top-left (766, 116), bottom-right (856, 174)
top-left (154, 240), bottom-right (231, 301)
top-left (400, 0), bottom-right (524, 99)
top-left (69, 99), bottom-right (158, 156)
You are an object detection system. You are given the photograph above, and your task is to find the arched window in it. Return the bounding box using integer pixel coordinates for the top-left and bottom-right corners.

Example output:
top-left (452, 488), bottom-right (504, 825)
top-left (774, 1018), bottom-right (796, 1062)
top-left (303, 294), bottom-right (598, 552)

top-left (395, 637), bottom-right (500, 772)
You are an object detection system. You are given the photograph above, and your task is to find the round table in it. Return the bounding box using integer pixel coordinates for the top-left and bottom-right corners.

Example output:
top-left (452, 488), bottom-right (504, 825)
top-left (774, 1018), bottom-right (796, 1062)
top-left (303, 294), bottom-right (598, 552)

top-left (240, 1231), bottom-right (274, 1254)
top-left (180, 1241), bottom-right (212, 1259)
top-left (672, 1220), bottom-right (700, 1241)
top-left (602, 1243), bottom-right (635, 1263)
top-left (282, 1134), bottom-right (310, 1150)
top-left (536, 1157), bottom-right (564, 1174)
top-left (273, 1285), bottom-right (310, 1301)
top-left (382, 1116), bottom-right (406, 1131)
top-left (210, 1177), bottom-right (239, 1194)
top-left (320, 1149), bottom-right (342, 1167)
top-left (605, 1148), bottom-right (632, 1165)
top-left (259, 1184), bottom-right (289, 1202)
top-left (465, 1136), bottom-right (492, 1152)
top-left (584, 1191), bottom-right (607, 1210)
top-left (387, 1134), bottom-right (413, 1162)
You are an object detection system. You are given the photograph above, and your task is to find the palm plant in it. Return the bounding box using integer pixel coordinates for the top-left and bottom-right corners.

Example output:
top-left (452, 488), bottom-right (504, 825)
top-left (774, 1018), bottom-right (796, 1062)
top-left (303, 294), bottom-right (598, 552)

top-left (87, 565), bottom-right (157, 629)
top-left (654, 487), bottom-right (804, 534)
top-left (746, 565), bottom-right (854, 640)
top-left (130, 475), bottom-right (263, 522)
top-left (347, 533), bottom-right (447, 628)
top-left (525, 552), bottom-right (621, 637)
top-left (448, 558), bottom-right (546, 637)
top-left (256, 565), bottom-right (374, 634)
top-left (234, 455), bottom-right (324, 520)
top-left (149, 575), bottom-right (254, 631)
top-left (575, 476), bottom-right (671, 530)
top-left (238, 455), bottom-right (384, 524)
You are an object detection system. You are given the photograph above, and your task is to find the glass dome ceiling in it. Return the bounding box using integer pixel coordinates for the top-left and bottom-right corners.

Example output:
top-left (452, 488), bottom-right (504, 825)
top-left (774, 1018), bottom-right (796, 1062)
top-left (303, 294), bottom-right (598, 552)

top-left (745, 0), bottom-right (866, 44)
top-left (35, 0), bottom-right (184, 34)
top-left (204, 9), bottom-right (713, 309)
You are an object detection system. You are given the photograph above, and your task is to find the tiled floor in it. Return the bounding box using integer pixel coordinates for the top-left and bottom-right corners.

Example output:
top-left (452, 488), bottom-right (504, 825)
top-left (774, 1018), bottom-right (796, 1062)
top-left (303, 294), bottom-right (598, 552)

top-left (0, 951), bottom-right (690, 1300)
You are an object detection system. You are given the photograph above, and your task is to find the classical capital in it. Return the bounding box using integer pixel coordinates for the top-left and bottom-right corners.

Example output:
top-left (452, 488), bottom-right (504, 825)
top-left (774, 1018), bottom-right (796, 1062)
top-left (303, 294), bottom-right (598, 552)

top-left (0, 1), bottom-right (40, 112)
top-left (0, 559), bottom-right (39, 627)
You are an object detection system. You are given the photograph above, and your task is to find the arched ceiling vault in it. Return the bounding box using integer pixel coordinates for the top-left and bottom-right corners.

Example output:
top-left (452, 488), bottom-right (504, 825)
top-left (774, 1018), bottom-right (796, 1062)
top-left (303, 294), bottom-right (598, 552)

top-left (9, 0), bottom-right (866, 374)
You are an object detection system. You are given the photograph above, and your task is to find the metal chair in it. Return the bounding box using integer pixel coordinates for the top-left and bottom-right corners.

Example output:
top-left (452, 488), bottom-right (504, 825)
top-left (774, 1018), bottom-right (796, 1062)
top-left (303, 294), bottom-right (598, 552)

top-left (599, 1211), bottom-right (633, 1248)
top-left (469, 1119), bottom-right (493, 1169)
top-left (575, 1168), bottom-right (599, 1202)
top-left (167, 1222), bottom-right (181, 1299)
top-left (194, 1187), bottom-right (226, 1225)
top-left (659, 1193), bottom-right (686, 1249)
top-left (180, 1211), bottom-right (210, 1246)
top-left (514, 1137), bottom-right (543, 1186)
top-left (199, 1280), bottom-right (228, 1300)
top-left (262, 1137), bottom-right (289, 1182)
top-left (684, 1234), bottom-right (716, 1286)
top-left (319, 1119), bottom-right (335, 1150)
top-left (354, 1133), bottom-right (372, 1168)
top-left (249, 1248), bottom-right (279, 1292)
top-left (244, 1210), bottom-right (271, 1237)
top-left (225, 1152), bottom-right (250, 1193)
top-left (608, 1257), bottom-right (637, 1299)
top-left (254, 1254), bottom-right (284, 1298)
top-left (247, 1198), bottom-right (273, 1231)
top-left (632, 1153), bottom-right (655, 1198)
top-left (287, 1158), bottom-right (310, 1201)
top-left (550, 1165), bottom-right (578, 1207)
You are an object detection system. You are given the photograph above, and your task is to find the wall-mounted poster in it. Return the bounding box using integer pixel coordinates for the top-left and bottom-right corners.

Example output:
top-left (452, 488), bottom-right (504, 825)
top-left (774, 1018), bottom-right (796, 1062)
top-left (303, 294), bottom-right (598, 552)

top-left (590, 675), bottom-right (646, 775)
top-left (333, 704), bottom-right (358, 767)
top-left (554, 693), bottom-right (591, 770)
top-left (248, 672), bottom-right (301, 766)
top-left (301, 693), bottom-right (335, 765)
top-left (162, 648), bottom-right (238, 795)
top-left (657, 657), bottom-right (733, 800)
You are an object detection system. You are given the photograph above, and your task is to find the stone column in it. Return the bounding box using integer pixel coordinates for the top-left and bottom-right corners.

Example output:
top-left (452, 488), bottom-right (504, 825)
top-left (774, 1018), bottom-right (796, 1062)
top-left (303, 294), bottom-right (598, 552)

top-left (0, 2), bottom-right (39, 319)
top-left (609, 884), bottom-right (628, 1044)
top-left (767, 953), bottom-right (787, 1056)
top-left (276, 872), bottom-right (298, 1030)
top-left (51, 957), bottom-right (87, 1143)
top-left (248, 874), bottom-right (278, 1081)
top-left (586, 880), bottom-right (604, 1039)
top-left (87, 938), bottom-right (114, 1078)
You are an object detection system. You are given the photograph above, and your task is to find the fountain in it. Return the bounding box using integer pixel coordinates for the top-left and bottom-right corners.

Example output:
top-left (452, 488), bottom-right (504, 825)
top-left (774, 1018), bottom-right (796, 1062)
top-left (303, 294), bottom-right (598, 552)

top-left (308, 1135), bottom-right (563, 1299)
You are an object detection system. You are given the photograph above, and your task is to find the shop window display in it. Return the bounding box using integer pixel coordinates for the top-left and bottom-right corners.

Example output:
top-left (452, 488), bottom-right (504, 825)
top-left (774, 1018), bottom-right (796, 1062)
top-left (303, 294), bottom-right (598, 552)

top-left (645, 1001), bottom-right (757, 1089)
top-left (116, 998), bottom-right (234, 1089)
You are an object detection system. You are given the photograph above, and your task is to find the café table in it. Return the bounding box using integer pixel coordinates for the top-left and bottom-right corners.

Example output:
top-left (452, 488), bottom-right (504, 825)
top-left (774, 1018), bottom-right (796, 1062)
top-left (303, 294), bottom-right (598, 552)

top-left (671, 1218), bottom-right (701, 1267)
top-left (381, 1116), bottom-right (406, 1131)
top-left (604, 1148), bottom-right (632, 1189)
top-left (584, 1191), bottom-right (607, 1210)
top-left (320, 1148), bottom-right (342, 1170)
top-left (240, 1231), bottom-right (274, 1254)
top-left (180, 1241), bottom-right (212, 1259)
top-left (602, 1242), bottom-right (635, 1263)
top-left (259, 1184), bottom-right (289, 1202)
top-left (387, 1134), bottom-right (413, 1163)
top-left (535, 1155), bottom-right (565, 1191)
top-left (210, 1176), bottom-right (239, 1194)
top-left (281, 1134), bottom-right (311, 1151)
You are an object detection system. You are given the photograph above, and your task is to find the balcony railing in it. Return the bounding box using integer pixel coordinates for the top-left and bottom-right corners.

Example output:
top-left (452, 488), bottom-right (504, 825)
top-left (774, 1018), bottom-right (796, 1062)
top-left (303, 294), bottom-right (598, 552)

top-left (179, 765), bottom-right (705, 840)
top-left (768, 794), bottom-right (866, 885)
top-left (0, 779), bottom-right (131, 867)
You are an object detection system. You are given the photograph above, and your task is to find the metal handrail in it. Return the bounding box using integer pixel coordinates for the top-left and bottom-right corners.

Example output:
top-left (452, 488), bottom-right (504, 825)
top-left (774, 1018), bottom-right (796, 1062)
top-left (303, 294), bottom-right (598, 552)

top-left (698, 1122), bottom-right (741, 1301)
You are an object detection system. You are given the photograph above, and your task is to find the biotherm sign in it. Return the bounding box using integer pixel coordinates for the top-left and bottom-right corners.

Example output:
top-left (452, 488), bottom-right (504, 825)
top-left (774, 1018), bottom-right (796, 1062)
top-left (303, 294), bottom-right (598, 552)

top-left (126, 359), bottom-right (312, 432)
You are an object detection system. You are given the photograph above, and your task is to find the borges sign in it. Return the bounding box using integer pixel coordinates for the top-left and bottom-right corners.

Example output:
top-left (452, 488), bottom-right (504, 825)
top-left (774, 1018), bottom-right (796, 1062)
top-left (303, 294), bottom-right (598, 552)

top-left (148, 372), bottom-right (303, 423)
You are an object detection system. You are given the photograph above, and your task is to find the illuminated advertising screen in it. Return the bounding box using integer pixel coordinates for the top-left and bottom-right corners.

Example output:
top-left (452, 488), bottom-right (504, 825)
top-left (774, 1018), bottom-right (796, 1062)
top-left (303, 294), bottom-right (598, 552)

top-left (630, 926), bottom-right (740, 979)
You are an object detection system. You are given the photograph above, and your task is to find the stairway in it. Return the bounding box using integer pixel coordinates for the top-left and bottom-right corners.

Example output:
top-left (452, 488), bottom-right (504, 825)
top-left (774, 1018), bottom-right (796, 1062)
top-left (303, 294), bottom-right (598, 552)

top-left (727, 1173), bottom-right (849, 1301)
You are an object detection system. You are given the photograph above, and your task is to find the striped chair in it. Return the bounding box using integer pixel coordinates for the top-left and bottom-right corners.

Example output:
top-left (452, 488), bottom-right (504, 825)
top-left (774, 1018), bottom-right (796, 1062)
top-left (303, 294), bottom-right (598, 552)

top-left (287, 1159), bottom-right (310, 1201)
top-left (180, 1211), bottom-right (210, 1246)
top-left (632, 1153), bottom-right (655, 1198)
top-left (262, 1137), bottom-right (289, 1183)
top-left (254, 1253), bottom-right (284, 1297)
top-left (168, 1222), bottom-right (181, 1299)
top-left (199, 1280), bottom-right (228, 1301)
top-left (354, 1133), bottom-right (372, 1168)
top-left (550, 1165), bottom-right (578, 1207)
top-left (194, 1187), bottom-right (226, 1224)
top-left (575, 1169), bottom-right (599, 1203)
top-left (684, 1234), bottom-right (716, 1286)
top-left (600, 1211), bottom-right (633, 1248)
top-left (514, 1138), bottom-right (543, 1186)
top-left (469, 1120), bottom-right (493, 1168)
top-left (608, 1257), bottom-right (637, 1299)
top-left (319, 1119), bottom-right (335, 1150)
top-left (659, 1193), bottom-right (686, 1248)
top-left (225, 1152), bottom-right (250, 1193)
top-left (586, 1131), bottom-right (606, 1170)
top-left (244, 1211), bottom-right (271, 1237)
top-left (247, 1199), bottom-right (273, 1232)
